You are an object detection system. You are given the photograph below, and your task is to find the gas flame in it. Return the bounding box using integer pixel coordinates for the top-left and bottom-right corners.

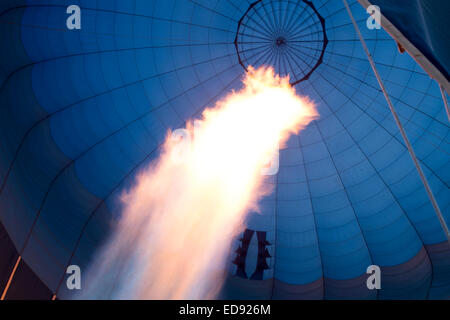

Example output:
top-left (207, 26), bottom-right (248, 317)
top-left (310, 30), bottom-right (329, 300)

top-left (79, 66), bottom-right (318, 300)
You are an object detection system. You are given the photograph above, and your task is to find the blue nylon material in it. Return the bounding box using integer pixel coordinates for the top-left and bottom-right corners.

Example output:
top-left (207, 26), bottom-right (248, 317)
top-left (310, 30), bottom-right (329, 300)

top-left (0, 0), bottom-right (449, 298)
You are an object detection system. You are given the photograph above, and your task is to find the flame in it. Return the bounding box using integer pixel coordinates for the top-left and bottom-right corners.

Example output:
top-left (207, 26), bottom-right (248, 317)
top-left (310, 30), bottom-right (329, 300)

top-left (79, 66), bottom-right (318, 300)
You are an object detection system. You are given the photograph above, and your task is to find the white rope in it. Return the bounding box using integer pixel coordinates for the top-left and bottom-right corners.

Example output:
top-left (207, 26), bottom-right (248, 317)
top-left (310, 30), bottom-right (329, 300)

top-left (439, 84), bottom-right (450, 122)
top-left (342, 0), bottom-right (450, 243)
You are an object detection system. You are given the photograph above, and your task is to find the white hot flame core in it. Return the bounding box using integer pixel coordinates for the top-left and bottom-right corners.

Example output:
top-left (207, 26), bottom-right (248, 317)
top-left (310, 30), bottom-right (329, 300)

top-left (80, 66), bottom-right (318, 300)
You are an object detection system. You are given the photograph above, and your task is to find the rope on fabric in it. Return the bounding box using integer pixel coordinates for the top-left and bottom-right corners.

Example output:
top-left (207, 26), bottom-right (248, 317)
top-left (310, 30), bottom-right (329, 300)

top-left (342, 0), bottom-right (450, 243)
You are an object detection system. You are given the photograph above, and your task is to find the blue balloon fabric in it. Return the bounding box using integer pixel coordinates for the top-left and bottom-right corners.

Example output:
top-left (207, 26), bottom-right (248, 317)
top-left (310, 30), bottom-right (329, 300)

top-left (0, 0), bottom-right (449, 299)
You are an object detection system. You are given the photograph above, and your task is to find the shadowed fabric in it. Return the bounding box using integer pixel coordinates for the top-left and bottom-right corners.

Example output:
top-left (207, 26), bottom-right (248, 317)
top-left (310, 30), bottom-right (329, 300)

top-left (370, 0), bottom-right (450, 80)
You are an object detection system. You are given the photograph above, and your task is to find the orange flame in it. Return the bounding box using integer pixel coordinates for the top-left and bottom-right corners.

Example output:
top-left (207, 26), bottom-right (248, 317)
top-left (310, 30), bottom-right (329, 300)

top-left (80, 66), bottom-right (318, 299)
